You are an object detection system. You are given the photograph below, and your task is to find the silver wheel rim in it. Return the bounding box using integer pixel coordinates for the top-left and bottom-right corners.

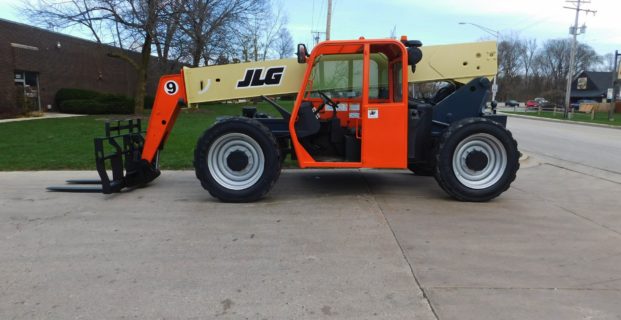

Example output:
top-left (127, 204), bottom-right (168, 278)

top-left (208, 133), bottom-right (265, 190)
top-left (452, 133), bottom-right (506, 190)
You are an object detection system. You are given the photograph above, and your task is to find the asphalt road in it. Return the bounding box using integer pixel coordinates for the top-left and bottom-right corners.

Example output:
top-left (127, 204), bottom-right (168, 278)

top-left (507, 116), bottom-right (621, 181)
top-left (1, 117), bottom-right (621, 319)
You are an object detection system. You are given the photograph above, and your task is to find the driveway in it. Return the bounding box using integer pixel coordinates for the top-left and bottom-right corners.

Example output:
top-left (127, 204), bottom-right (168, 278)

top-left (1, 162), bottom-right (620, 319)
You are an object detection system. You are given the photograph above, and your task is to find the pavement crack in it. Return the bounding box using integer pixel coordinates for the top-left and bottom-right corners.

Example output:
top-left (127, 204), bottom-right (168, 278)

top-left (558, 205), bottom-right (621, 237)
top-left (360, 171), bottom-right (440, 320)
top-left (575, 277), bottom-right (621, 288)
top-left (428, 286), bottom-right (621, 292)
top-left (543, 163), bottom-right (621, 185)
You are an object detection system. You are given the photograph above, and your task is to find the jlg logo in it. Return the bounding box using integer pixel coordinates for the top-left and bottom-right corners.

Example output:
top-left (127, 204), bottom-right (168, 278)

top-left (236, 66), bottom-right (285, 88)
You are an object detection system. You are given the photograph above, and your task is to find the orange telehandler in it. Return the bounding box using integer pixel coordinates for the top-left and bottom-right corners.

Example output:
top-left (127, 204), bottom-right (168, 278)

top-left (49, 36), bottom-right (519, 202)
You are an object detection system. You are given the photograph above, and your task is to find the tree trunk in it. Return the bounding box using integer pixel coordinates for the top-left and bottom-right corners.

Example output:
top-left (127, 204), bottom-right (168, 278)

top-left (134, 32), bottom-right (153, 115)
top-left (191, 39), bottom-right (203, 67)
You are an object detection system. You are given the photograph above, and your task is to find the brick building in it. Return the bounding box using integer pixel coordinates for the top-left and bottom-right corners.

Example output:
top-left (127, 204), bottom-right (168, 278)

top-left (0, 18), bottom-right (172, 118)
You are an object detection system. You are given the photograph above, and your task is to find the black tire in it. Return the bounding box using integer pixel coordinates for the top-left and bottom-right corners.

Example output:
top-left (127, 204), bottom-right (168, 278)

top-left (407, 163), bottom-right (435, 176)
top-left (194, 117), bottom-right (282, 202)
top-left (434, 117), bottom-right (519, 201)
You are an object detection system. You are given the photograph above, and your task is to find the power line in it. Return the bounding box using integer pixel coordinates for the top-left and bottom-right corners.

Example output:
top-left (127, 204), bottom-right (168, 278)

top-left (311, 0), bottom-right (315, 33)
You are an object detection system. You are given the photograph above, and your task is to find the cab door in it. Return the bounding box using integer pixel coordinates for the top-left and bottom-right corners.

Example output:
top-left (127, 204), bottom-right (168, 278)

top-left (360, 44), bottom-right (408, 168)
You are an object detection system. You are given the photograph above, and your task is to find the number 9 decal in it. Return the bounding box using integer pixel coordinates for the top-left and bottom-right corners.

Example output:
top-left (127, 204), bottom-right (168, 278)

top-left (164, 80), bottom-right (179, 95)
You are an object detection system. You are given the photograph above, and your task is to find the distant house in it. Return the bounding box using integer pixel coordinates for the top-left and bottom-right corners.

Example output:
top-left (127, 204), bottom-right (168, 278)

top-left (0, 18), bottom-right (177, 119)
top-left (570, 71), bottom-right (615, 103)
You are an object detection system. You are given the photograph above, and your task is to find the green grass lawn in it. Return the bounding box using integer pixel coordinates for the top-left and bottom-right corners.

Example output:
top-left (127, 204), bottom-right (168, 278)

top-left (0, 101), bottom-right (294, 171)
top-left (505, 110), bottom-right (621, 126)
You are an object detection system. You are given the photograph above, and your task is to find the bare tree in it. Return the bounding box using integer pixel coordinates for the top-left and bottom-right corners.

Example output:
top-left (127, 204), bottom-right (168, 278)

top-left (259, 4), bottom-right (288, 61)
top-left (275, 28), bottom-right (294, 59)
top-left (520, 38), bottom-right (537, 90)
top-left (496, 35), bottom-right (525, 100)
top-left (596, 53), bottom-right (615, 72)
top-left (24, 0), bottom-right (105, 43)
top-left (493, 34), bottom-right (603, 102)
top-left (24, 0), bottom-right (171, 114)
top-left (534, 39), bottom-right (601, 87)
top-left (178, 0), bottom-right (266, 67)
top-left (233, 1), bottom-right (291, 62)
top-left (152, 0), bottom-right (185, 68)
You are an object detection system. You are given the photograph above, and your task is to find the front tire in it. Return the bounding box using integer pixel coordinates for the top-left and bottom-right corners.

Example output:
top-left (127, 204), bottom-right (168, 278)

top-left (194, 117), bottom-right (281, 202)
top-left (434, 117), bottom-right (519, 201)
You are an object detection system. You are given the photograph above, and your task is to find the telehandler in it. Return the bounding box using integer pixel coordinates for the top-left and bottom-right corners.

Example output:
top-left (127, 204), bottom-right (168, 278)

top-left (49, 36), bottom-right (519, 202)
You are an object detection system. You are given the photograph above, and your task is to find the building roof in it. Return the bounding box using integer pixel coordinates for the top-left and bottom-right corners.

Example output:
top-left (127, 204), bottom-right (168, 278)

top-left (0, 17), bottom-right (123, 52)
top-left (570, 71), bottom-right (614, 99)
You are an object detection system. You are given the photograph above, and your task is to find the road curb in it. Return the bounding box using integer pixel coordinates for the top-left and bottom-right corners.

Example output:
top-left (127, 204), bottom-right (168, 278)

top-left (500, 112), bottom-right (621, 130)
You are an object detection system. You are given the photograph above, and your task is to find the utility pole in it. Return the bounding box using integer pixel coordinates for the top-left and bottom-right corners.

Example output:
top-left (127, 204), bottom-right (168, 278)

top-left (311, 30), bottom-right (325, 46)
top-left (563, 0), bottom-right (596, 119)
top-left (609, 50), bottom-right (620, 121)
top-left (325, 0), bottom-right (332, 40)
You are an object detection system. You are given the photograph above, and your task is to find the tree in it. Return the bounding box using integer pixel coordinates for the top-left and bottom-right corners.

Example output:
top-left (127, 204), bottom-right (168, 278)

top-left (24, 0), bottom-right (171, 114)
top-left (151, 0), bottom-right (185, 70)
top-left (494, 34), bottom-right (603, 102)
top-left (275, 28), bottom-right (294, 59)
top-left (520, 38), bottom-right (537, 90)
top-left (232, 1), bottom-right (291, 62)
top-left (534, 39), bottom-right (601, 88)
top-left (496, 35), bottom-right (526, 100)
top-left (177, 0), bottom-right (267, 67)
top-left (596, 53), bottom-right (615, 72)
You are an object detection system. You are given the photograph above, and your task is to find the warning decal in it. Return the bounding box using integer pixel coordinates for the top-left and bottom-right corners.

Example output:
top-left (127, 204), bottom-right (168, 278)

top-left (368, 108), bottom-right (379, 119)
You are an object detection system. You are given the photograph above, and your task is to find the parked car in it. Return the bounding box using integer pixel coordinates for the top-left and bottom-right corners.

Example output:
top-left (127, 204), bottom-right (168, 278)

top-left (526, 97), bottom-right (555, 109)
top-left (526, 100), bottom-right (538, 108)
top-left (534, 97), bottom-right (555, 109)
top-left (505, 100), bottom-right (520, 107)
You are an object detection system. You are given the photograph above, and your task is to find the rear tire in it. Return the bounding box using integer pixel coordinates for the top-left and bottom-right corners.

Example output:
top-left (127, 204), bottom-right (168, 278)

top-left (434, 117), bottom-right (519, 201)
top-left (194, 117), bottom-right (282, 202)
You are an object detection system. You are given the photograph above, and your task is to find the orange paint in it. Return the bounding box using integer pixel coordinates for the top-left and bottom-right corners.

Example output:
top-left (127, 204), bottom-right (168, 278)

top-left (141, 73), bottom-right (186, 162)
top-left (289, 38), bottom-right (410, 169)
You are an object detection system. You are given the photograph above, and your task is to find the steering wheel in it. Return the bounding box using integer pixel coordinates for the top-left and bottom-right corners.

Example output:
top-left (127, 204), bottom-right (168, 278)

top-left (315, 91), bottom-right (339, 118)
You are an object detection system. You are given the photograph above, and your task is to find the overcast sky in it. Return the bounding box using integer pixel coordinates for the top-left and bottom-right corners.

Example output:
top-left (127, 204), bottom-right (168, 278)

top-left (1, 0), bottom-right (619, 56)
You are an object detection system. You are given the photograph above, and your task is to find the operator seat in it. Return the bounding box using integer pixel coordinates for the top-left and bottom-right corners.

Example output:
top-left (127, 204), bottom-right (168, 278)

top-left (295, 101), bottom-right (320, 138)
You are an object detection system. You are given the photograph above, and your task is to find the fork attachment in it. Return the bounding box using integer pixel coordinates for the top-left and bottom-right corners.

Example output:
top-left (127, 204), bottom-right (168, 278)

top-left (47, 119), bottom-right (160, 194)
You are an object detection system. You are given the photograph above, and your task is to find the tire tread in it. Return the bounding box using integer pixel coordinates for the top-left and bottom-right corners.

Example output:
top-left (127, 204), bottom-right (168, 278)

top-left (434, 117), bottom-right (519, 201)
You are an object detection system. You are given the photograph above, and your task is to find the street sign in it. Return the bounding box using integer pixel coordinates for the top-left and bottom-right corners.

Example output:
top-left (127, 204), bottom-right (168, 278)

top-left (492, 84), bottom-right (498, 94)
top-left (607, 88), bottom-right (614, 100)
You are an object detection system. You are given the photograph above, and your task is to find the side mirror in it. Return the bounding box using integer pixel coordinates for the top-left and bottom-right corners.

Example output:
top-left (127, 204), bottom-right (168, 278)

top-left (407, 47), bottom-right (423, 73)
top-left (297, 43), bottom-right (309, 63)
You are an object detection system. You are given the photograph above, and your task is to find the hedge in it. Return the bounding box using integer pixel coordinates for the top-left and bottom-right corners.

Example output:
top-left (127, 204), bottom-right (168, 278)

top-left (55, 88), bottom-right (101, 108)
top-left (59, 96), bottom-right (134, 114)
top-left (56, 89), bottom-right (135, 114)
top-left (59, 99), bottom-right (109, 114)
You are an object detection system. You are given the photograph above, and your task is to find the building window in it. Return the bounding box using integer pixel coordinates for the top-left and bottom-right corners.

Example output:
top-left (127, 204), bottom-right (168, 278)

top-left (577, 77), bottom-right (587, 90)
top-left (14, 70), bottom-right (41, 112)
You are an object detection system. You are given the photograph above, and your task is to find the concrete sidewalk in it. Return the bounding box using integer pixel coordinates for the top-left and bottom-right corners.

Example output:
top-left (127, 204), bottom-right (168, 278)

top-left (497, 108), bottom-right (621, 130)
top-left (0, 112), bottom-right (84, 123)
top-left (1, 162), bottom-right (620, 319)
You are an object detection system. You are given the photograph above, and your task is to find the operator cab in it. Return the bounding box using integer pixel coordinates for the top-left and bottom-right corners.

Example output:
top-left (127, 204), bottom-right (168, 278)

top-left (291, 38), bottom-right (413, 168)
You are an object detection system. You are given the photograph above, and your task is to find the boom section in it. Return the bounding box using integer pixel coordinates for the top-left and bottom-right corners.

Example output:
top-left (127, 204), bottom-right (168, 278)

top-left (181, 41), bottom-right (497, 105)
